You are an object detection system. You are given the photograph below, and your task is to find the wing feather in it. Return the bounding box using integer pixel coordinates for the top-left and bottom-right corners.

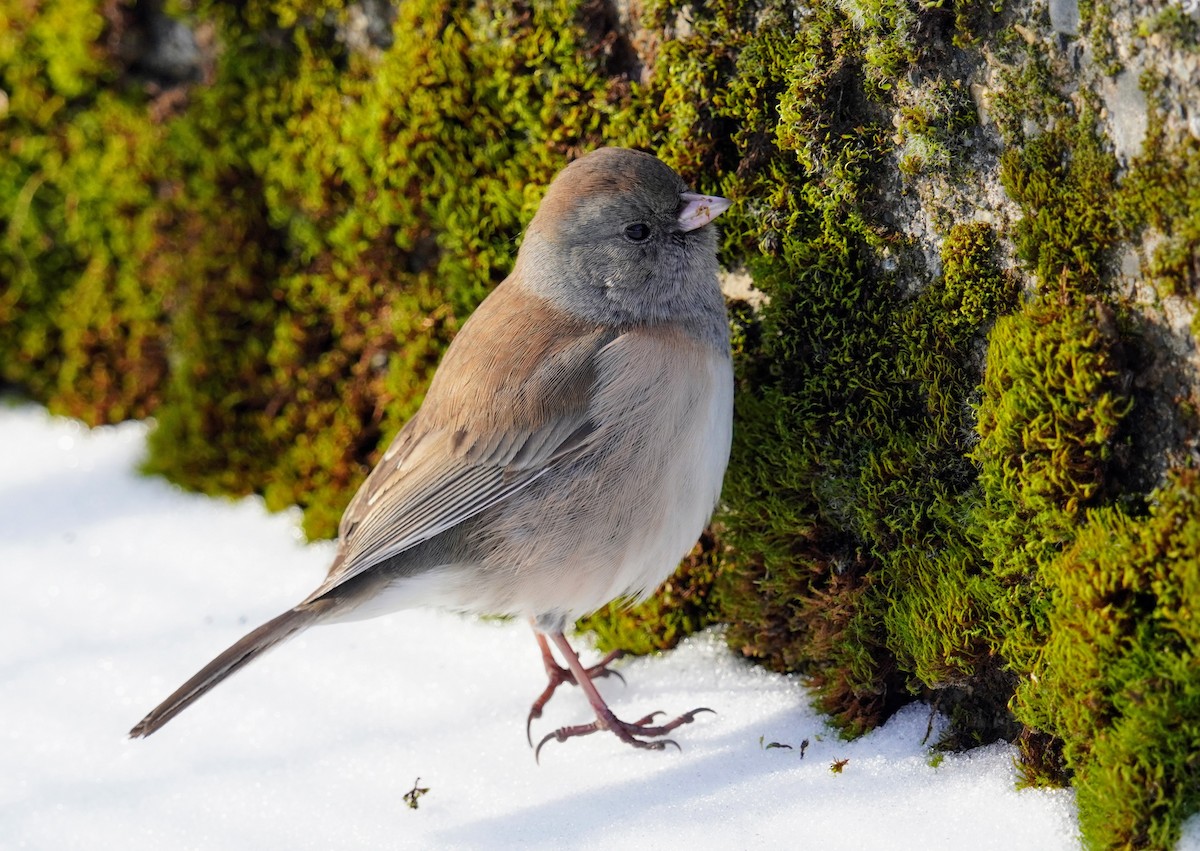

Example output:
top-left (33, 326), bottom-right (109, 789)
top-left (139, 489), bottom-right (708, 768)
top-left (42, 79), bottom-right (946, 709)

top-left (308, 291), bottom-right (617, 599)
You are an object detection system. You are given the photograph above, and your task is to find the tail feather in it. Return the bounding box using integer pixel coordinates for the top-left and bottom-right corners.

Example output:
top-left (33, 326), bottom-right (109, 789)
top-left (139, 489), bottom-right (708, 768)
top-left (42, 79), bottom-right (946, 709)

top-left (129, 604), bottom-right (326, 738)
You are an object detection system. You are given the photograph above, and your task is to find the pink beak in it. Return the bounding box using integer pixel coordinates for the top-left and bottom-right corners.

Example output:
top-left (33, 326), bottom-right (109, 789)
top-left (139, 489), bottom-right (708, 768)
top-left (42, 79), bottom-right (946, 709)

top-left (677, 192), bottom-right (732, 232)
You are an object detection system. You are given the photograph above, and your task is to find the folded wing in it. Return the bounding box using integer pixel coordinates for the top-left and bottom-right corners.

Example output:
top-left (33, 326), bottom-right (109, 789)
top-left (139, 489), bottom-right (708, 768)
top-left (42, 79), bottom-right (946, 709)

top-left (307, 304), bottom-right (618, 600)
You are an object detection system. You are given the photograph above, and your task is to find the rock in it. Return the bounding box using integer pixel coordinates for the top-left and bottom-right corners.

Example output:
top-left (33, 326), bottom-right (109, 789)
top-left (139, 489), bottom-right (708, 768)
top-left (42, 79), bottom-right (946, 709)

top-left (1049, 0), bottom-right (1080, 36)
top-left (135, 5), bottom-right (202, 85)
top-left (1102, 70), bottom-right (1148, 163)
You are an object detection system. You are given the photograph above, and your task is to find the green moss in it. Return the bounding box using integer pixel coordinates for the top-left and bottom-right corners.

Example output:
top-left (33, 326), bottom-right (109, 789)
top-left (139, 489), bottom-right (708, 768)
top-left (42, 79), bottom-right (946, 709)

top-left (965, 288), bottom-right (1141, 798)
top-left (0, 0), bottom-right (171, 423)
top-left (895, 77), bottom-right (979, 177)
top-left (973, 296), bottom-right (1127, 536)
top-left (1079, 0), bottom-right (1121, 76)
top-left (1016, 470), bottom-right (1200, 848)
top-left (971, 294), bottom-right (1130, 684)
top-left (1000, 110), bottom-right (1121, 293)
top-left (1116, 108), bottom-right (1200, 300)
top-left (987, 38), bottom-right (1067, 148)
top-left (937, 221), bottom-right (1020, 334)
top-left (1136, 5), bottom-right (1200, 49)
top-left (944, 0), bottom-right (1005, 47)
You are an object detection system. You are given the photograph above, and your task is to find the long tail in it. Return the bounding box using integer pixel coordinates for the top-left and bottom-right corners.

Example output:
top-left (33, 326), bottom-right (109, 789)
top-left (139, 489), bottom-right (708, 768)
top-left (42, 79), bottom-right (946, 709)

top-left (129, 603), bottom-right (328, 738)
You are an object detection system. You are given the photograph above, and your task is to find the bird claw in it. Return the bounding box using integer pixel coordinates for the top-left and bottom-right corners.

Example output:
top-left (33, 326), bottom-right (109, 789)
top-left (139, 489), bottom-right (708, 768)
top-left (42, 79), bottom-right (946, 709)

top-left (526, 650), bottom-right (627, 746)
top-left (534, 706), bottom-right (713, 763)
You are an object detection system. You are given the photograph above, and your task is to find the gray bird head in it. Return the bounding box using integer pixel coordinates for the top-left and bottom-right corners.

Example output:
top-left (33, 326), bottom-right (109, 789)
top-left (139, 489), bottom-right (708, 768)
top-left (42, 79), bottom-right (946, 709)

top-left (514, 148), bottom-right (731, 330)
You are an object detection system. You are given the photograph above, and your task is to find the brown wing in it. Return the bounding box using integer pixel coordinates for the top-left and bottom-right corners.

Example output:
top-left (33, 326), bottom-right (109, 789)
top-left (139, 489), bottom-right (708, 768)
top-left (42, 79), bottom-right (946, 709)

top-left (309, 282), bottom-right (618, 598)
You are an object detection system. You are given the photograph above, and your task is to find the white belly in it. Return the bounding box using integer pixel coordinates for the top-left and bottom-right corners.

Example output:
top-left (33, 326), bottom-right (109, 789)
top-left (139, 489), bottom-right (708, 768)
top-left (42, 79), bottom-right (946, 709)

top-left (599, 348), bottom-right (733, 609)
top-left (505, 331), bottom-right (734, 624)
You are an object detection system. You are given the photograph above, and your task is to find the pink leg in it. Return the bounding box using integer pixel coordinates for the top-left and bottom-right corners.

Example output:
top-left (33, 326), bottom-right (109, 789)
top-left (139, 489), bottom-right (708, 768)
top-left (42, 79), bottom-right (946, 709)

top-left (526, 627), bottom-right (625, 745)
top-left (532, 631), bottom-right (713, 761)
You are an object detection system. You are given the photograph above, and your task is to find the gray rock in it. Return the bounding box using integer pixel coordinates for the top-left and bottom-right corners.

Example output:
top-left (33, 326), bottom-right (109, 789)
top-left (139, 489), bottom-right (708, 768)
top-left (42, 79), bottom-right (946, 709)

top-left (1103, 70), bottom-right (1148, 162)
top-left (1049, 0), bottom-right (1080, 36)
top-left (137, 11), bottom-right (202, 84)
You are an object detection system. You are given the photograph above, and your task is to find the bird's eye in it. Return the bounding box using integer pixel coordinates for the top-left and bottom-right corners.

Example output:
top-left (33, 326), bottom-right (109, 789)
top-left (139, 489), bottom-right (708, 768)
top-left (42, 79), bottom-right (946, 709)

top-left (623, 223), bottom-right (651, 242)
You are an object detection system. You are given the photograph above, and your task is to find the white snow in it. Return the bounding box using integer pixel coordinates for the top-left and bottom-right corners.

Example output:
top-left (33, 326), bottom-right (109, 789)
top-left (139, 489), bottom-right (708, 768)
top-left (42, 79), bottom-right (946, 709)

top-left (0, 398), bottom-right (1176, 850)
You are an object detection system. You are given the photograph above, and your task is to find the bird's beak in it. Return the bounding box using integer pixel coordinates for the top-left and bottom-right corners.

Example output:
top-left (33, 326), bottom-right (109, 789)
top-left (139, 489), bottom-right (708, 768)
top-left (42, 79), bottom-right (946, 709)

top-left (677, 192), bottom-right (732, 233)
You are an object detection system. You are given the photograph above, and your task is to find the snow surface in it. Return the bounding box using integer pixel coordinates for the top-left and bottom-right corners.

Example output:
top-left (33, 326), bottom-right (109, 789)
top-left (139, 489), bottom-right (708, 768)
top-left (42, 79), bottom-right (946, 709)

top-left (0, 400), bottom-right (1186, 850)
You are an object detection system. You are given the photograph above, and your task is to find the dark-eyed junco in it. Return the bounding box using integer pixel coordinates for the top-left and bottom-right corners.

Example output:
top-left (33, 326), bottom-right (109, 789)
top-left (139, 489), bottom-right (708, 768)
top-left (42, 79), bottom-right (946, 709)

top-left (130, 147), bottom-right (733, 756)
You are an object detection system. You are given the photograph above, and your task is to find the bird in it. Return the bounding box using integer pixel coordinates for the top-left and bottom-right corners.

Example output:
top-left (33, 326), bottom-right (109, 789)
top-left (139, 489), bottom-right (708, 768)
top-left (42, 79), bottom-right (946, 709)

top-left (129, 146), bottom-right (734, 757)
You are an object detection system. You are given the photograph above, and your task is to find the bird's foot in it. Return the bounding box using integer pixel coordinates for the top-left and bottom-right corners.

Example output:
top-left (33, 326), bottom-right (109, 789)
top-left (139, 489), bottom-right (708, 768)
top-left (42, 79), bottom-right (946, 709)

top-left (526, 630), bottom-right (712, 760)
top-left (526, 643), bottom-right (625, 745)
top-left (534, 706), bottom-right (713, 762)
